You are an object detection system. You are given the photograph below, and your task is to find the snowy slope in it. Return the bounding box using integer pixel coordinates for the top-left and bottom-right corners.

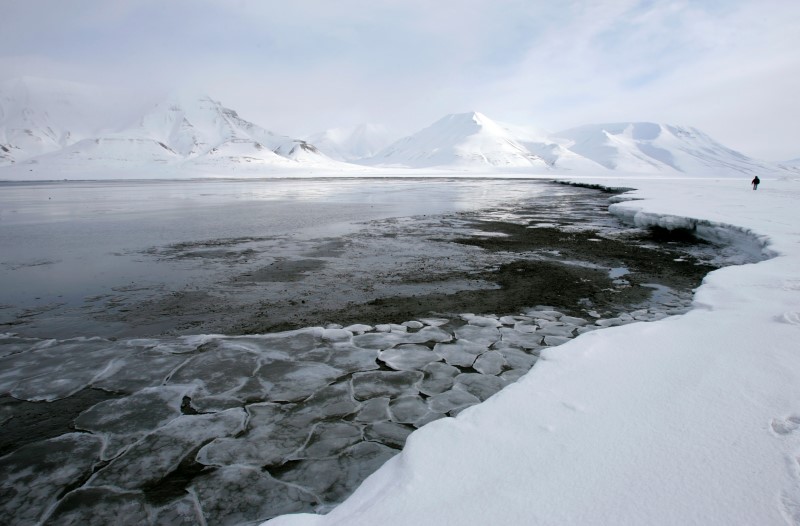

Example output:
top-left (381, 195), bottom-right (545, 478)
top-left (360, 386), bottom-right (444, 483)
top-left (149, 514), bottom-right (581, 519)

top-left (0, 77), bottom-right (113, 164)
top-left (364, 112), bottom-right (550, 169)
top-left (555, 122), bottom-right (776, 175)
top-left (0, 79), bottom-right (344, 174)
top-left (266, 175), bottom-right (800, 526)
top-left (45, 94), bottom-right (332, 170)
top-left (306, 124), bottom-right (393, 161)
top-left (778, 158), bottom-right (800, 172)
top-left (499, 121), bottom-right (609, 172)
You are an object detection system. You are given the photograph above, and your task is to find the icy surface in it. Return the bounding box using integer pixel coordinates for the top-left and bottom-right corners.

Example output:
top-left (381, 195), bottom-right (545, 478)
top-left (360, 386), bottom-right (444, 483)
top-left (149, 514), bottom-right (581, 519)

top-left (265, 176), bottom-right (800, 526)
top-left (0, 309), bottom-right (604, 524)
top-left (0, 433), bottom-right (103, 525)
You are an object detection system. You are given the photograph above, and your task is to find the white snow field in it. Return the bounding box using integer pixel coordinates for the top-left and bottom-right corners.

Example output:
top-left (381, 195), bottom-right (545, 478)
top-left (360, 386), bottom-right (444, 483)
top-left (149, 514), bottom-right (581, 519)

top-left (266, 175), bottom-right (800, 526)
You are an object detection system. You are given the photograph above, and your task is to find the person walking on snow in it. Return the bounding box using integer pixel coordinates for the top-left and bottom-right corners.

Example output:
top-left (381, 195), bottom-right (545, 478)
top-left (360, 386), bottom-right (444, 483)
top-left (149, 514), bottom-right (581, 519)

top-left (752, 176), bottom-right (760, 190)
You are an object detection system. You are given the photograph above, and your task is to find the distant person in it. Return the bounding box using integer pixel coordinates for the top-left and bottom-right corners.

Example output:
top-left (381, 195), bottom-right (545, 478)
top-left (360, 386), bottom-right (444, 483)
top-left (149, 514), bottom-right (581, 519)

top-left (752, 176), bottom-right (760, 190)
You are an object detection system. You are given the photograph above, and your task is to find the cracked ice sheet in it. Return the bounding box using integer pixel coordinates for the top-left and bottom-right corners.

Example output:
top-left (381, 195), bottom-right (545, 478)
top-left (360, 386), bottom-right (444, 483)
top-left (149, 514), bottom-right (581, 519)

top-left (74, 385), bottom-right (193, 460)
top-left (0, 433), bottom-right (103, 525)
top-left (89, 408), bottom-right (246, 489)
top-left (0, 337), bottom-right (123, 401)
top-left (264, 177), bottom-right (800, 526)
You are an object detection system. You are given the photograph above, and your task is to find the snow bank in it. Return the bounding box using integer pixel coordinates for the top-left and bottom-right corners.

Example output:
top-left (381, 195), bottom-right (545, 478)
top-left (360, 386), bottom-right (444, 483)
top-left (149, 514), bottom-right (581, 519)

top-left (265, 175), bottom-right (800, 526)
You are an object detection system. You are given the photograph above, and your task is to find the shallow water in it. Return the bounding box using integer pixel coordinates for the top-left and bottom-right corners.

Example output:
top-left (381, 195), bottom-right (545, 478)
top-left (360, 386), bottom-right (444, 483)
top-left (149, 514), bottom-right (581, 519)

top-left (0, 178), bottom-right (550, 337)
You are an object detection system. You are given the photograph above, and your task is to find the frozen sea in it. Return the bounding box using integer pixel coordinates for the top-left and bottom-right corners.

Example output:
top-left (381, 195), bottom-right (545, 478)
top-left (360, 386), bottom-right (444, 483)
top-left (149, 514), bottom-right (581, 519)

top-left (0, 178), bottom-right (740, 525)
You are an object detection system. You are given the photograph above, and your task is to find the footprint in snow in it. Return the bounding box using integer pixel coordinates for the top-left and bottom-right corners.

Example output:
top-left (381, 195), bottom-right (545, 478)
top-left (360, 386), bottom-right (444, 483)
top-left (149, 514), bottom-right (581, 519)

top-left (777, 311), bottom-right (800, 326)
top-left (771, 415), bottom-right (800, 435)
top-left (773, 416), bottom-right (800, 525)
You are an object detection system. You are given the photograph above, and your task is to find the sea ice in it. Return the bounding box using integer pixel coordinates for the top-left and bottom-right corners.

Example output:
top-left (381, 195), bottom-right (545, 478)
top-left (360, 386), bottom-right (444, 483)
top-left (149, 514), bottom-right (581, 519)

top-left (473, 350), bottom-right (507, 375)
top-left (321, 328), bottom-right (352, 342)
top-left (191, 466), bottom-right (316, 526)
top-left (151, 495), bottom-right (205, 526)
top-left (0, 337), bottom-right (122, 401)
top-left (242, 328), bottom-right (325, 356)
top-left (91, 347), bottom-right (190, 393)
top-left (351, 371), bottom-right (423, 400)
top-left (354, 397), bottom-right (390, 422)
top-left (536, 323), bottom-right (576, 338)
top-left (499, 315), bottom-right (532, 326)
top-left (294, 422), bottom-right (363, 459)
top-left (427, 389), bottom-right (481, 414)
top-left (388, 395), bottom-right (436, 426)
top-left (319, 343), bottom-right (380, 374)
top-left (524, 308), bottom-right (563, 320)
top-left (559, 315), bottom-right (589, 326)
top-left (491, 346), bottom-right (538, 369)
top-left (343, 324), bottom-right (373, 334)
top-left (74, 385), bottom-right (190, 460)
top-left (89, 408), bottom-right (246, 489)
top-left (454, 325), bottom-right (501, 346)
top-left (499, 327), bottom-right (543, 349)
top-left (0, 433), bottom-right (103, 525)
top-left (500, 368), bottom-right (528, 383)
top-left (352, 332), bottom-right (408, 350)
top-left (512, 321), bottom-right (538, 333)
top-left (418, 362), bottom-right (461, 396)
top-left (453, 373), bottom-right (507, 401)
top-left (379, 344), bottom-right (441, 371)
top-left (463, 315), bottom-right (502, 328)
top-left (363, 421), bottom-right (414, 449)
top-left (273, 442), bottom-right (397, 506)
top-left (258, 360), bottom-right (344, 403)
top-left (167, 345), bottom-right (261, 403)
top-left (43, 487), bottom-right (151, 526)
top-left (196, 404), bottom-right (301, 468)
top-left (405, 326), bottom-right (453, 344)
top-left (433, 340), bottom-right (486, 367)
top-left (543, 335), bottom-right (572, 346)
top-left (353, 326), bottom-right (451, 350)
top-left (417, 318), bottom-right (450, 327)
top-left (301, 382), bottom-right (360, 419)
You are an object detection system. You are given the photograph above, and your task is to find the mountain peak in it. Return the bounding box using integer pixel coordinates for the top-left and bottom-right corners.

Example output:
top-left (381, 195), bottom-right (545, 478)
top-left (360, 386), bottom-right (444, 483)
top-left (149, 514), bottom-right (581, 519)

top-left (365, 111), bottom-right (548, 169)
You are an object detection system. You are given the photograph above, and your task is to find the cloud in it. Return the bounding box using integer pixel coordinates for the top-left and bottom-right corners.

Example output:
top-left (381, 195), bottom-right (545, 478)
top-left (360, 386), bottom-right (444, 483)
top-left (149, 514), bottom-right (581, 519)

top-left (1, 0), bottom-right (798, 159)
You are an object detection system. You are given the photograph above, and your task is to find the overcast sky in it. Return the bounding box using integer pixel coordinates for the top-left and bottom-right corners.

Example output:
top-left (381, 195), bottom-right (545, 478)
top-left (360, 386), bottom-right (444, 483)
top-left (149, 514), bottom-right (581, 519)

top-left (1, 0), bottom-right (798, 160)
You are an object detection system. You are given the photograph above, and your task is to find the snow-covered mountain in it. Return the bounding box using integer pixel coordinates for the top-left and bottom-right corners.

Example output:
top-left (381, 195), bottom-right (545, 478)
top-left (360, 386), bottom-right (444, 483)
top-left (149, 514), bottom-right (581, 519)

top-left (0, 79), bottom-right (342, 173)
top-left (33, 93), bottom-right (333, 169)
top-left (359, 115), bottom-right (786, 175)
top-left (778, 157), bottom-right (800, 172)
top-left (1, 77), bottom-right (792, 178)
top-left (364, 112), bottom-right (550, 169)
top-left (554, 122), bottom-right (774, 176)
top-left (306, 123), bottom-right (393, 162)
top-left (0, 77), bottom-right (117, 164)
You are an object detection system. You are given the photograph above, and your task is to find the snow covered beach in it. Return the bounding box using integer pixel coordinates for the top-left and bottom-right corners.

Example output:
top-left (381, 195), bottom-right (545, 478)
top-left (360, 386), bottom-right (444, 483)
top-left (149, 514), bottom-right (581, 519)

top-left (266, 175), bottom-right (800, 526)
